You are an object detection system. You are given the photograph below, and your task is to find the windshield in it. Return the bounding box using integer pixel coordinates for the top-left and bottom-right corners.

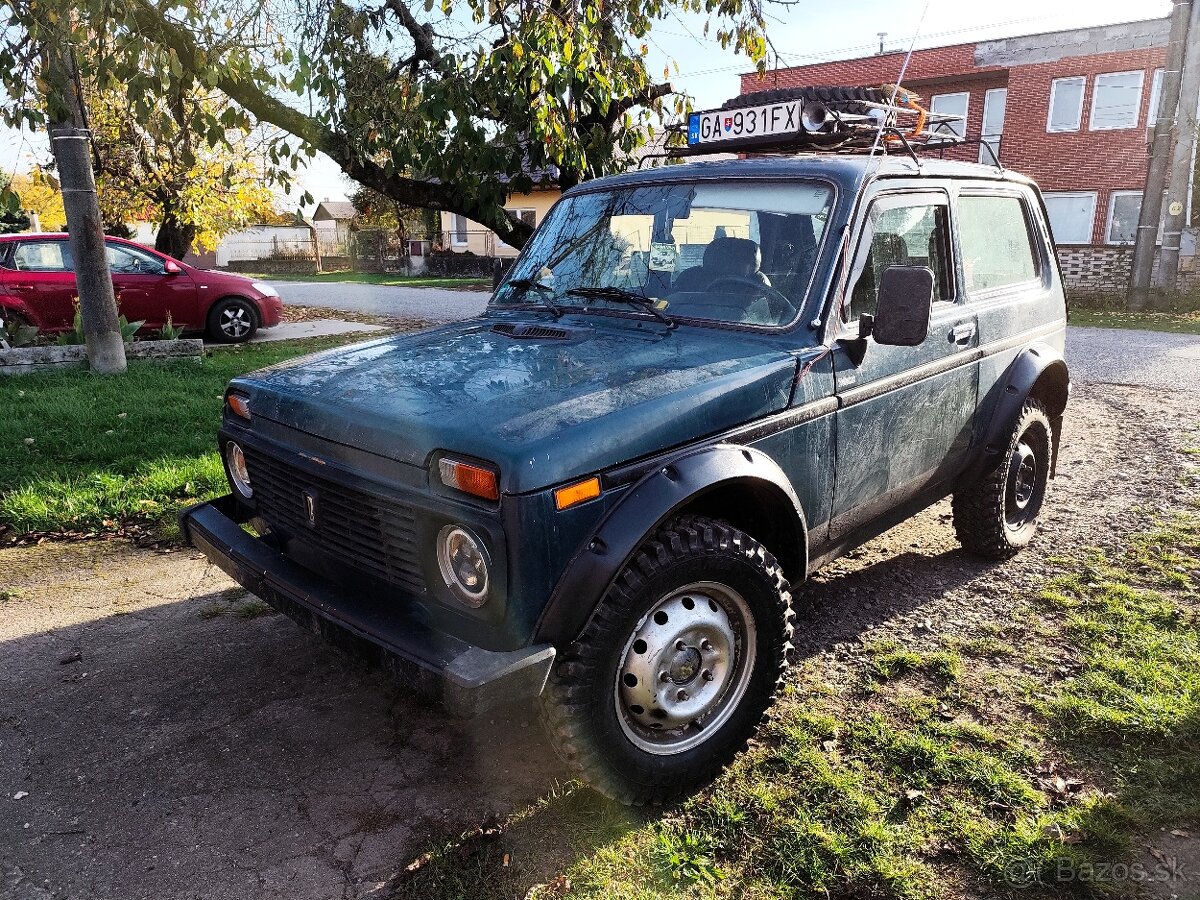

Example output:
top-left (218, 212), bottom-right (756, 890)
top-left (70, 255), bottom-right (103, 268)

top-left (494, 180), bottom-right (834, 328)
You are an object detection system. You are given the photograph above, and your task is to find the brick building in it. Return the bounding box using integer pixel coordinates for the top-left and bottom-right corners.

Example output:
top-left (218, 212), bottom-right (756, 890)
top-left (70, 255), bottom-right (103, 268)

top-left (741, 17), bottom-right (1199, 294)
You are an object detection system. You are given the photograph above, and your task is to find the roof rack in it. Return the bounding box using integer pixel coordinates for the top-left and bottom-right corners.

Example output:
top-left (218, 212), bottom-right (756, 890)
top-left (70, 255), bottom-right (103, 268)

top-left (665, 85), bottom-right (965, 158)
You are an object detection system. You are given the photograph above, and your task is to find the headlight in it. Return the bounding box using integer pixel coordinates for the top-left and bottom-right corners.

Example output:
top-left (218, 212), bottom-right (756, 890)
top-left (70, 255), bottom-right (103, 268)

top-left (251, 282), bottom-right (279, 298)
top-left (436, 524), bottom-right (490, 607)
top-left (225, 441), bottom-right (253, 499)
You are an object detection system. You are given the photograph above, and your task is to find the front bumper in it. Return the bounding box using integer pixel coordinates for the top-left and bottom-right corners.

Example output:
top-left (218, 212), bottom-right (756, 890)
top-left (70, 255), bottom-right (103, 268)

top-left (257, 295), bottom-right (283, 328)
top-left (179, 495), bottom-right (554, 716)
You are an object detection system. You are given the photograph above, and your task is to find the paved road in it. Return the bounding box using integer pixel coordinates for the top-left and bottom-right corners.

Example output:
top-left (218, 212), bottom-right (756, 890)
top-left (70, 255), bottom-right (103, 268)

top-left (267, 281), bottom-right (1200, 393)
top-left (268, 280), bottom-right (491, 323)
top-left (1066, 325), bottom-right (1200, 392)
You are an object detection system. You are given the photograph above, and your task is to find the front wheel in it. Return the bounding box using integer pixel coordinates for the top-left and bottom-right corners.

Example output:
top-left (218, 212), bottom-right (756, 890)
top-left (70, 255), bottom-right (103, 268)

top-left (540, 516), bottom-right (794, 805)
top-left (206, 297), bottom-right (259, 343)
top-left (952, 398), bottom-right (1054, 559)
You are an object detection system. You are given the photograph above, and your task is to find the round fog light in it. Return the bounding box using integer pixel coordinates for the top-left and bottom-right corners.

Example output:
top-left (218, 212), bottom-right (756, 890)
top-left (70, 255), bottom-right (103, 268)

top-left (436, 525), bottom-right (490, 607)
top-left (226, 442), bottom-right (253, 499)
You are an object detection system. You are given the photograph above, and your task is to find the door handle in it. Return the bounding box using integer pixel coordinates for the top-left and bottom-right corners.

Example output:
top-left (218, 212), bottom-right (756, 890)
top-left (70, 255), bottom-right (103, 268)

top-left (10, 283), bottom-right (33, 291)
top-left (949, 323), bottom-right (976, 345)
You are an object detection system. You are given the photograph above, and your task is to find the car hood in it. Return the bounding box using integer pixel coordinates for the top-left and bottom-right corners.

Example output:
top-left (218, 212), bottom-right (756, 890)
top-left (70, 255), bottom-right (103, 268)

top-left (232, 317), bottom-right (801, 494)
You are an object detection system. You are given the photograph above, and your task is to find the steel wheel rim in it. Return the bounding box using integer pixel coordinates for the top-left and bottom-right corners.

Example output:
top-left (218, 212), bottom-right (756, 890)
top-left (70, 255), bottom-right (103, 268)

top-left (614, 581), bottom-right (756, 755)
top-left (221, 305), bottom-right (251, 338)
top-left (1006, 439), bottom-right (1040, 528)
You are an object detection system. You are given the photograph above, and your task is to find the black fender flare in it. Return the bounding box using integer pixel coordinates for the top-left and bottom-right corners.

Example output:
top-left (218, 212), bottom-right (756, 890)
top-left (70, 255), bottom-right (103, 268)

top-left (533, 443), bottom-right (808, 646)
top-left (967, 342), bottom-right (1069, 481)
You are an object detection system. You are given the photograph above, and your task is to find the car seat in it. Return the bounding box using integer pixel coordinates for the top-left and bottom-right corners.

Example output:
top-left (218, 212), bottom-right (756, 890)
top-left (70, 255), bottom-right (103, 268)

top-left (672, 237), bottom-right (772, 293)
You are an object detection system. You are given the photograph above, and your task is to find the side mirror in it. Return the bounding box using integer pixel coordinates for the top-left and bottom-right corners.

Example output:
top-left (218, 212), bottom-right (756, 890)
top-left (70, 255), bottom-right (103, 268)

top-left (873, 265), bottom-right (934, 346)
top-left (164, 260), bottom-right (183, 274)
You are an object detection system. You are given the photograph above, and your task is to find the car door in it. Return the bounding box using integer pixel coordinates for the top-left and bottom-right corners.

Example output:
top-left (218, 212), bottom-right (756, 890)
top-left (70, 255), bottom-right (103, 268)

top-left (107, 241), bottom-right (198, 329)
top-left (5, 239), bottom-right (78, 330)
top-left (828, 186), bottom-right (979, 539)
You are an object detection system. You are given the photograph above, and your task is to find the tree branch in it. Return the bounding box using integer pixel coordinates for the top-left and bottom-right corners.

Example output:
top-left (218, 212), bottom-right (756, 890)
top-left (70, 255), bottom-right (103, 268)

top-left (127, 0), bottom-right (533, 246)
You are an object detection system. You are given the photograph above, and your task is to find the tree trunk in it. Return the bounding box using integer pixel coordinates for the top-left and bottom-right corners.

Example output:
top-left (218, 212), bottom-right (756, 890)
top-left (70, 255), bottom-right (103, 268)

top-left (43, 40), bottom-right (126, 374)
top-left (154, 212), bottom-right (196, 261)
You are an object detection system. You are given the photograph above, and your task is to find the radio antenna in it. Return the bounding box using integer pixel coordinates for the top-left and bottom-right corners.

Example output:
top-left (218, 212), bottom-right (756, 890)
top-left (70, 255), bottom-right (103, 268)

top-left (868, 0), bottom-right (935, 159)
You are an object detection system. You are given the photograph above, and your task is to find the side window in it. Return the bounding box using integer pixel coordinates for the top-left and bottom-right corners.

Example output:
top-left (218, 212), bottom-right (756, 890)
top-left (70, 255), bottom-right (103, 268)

top-left (957, 195), bottom-right (1040, 293)
top-left (106, 243), bottom-right (166, 275)
top-left (845, 197), bottom-right (953, 322)
top-left (12, 241), bottom-right (73, 272)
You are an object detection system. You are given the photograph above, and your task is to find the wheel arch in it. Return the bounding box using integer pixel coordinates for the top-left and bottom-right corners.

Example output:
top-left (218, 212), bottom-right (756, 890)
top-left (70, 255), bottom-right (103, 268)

top-left (533, 443), bottom-right (808, 647)
top-left (969, 342), bottom-right (1069, 481)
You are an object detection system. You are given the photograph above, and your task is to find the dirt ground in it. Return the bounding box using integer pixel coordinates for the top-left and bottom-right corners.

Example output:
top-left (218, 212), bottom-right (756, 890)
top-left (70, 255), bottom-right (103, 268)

top-left (2, 382), bottom-right (1198, 900)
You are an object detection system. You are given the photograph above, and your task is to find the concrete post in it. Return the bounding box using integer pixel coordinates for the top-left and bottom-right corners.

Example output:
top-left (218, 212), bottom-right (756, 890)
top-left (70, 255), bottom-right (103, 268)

top-left (1128, 0), bottom-right (1193, 309)
top-left (1156, 0), bottom-right (1200, 291)
top-left (43, 42), bottom-right (126, 373)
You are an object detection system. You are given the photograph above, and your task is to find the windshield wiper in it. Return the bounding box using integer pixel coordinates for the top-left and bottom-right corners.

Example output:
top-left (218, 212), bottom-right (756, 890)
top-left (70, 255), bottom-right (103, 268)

top-left (564, 286), bottom-right (676, 328)
top-left (505, 278), bottom-right (563, 318)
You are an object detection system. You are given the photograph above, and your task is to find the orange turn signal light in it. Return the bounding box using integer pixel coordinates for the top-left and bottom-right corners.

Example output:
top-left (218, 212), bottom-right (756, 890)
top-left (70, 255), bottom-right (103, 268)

top-left (439, 458), bottom-right (500, 501)
top-left (226, 393), bottom-right (251, 421)
top-left (554, 477), bottom-right (601, 511)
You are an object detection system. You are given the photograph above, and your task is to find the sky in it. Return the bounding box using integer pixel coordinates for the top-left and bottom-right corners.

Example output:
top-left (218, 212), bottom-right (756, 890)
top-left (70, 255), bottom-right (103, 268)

top-left (0, 0), bottom-right (1172, 212)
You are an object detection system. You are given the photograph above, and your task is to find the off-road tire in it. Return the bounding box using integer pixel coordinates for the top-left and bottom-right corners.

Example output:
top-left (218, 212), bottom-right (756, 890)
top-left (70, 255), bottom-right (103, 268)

top-left (540, 515), bottom-right (794, 806)
top-left (206, 296), bottom-right (259, 343)
top-left (952, 398), bottom-right (1054, 559)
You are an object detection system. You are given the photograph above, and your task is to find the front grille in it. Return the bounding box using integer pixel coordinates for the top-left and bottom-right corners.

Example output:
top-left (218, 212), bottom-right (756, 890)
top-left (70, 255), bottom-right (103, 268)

top-left (242, 446), bottom-right (425, 593)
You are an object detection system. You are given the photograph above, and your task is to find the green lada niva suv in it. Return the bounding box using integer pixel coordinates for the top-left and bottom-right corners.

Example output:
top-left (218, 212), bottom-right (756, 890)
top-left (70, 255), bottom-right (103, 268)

top-left (182, 150), bottom-right (1069, 805)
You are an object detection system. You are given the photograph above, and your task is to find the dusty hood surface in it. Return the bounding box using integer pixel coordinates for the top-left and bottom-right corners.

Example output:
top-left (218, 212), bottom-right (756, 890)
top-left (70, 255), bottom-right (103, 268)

top-left (232, 317), bottom-right (800, 493)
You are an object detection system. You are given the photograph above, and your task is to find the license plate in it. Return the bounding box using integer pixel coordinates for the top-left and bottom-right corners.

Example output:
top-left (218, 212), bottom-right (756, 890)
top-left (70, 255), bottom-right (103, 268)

top-left (687, 100), bottom-right (802, 146)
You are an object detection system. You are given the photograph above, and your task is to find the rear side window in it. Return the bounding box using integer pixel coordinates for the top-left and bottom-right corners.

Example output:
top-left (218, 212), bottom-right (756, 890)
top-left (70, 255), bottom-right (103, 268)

top-left (957, 195), bottom-right (1040, 293)
top-left (12, 241), bottom-right (73, 272)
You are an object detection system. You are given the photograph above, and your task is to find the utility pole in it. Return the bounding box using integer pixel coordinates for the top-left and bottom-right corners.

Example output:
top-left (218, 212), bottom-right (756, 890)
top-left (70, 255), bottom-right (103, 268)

top-left (43, 37), bottom-right (126, 373)
top-left (1128, 0), bottom-right (1193, 310)
top-left (1157, 0), bottom-right (1200, 290)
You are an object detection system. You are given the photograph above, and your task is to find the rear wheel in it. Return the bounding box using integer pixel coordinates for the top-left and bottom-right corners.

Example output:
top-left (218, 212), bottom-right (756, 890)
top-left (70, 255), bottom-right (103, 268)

top-left (540, 516), bottom-right (793, 805)
top-left (952, 398), bottom-right (1053, 559)
top-left (206, 297), bottom-right (259, 343)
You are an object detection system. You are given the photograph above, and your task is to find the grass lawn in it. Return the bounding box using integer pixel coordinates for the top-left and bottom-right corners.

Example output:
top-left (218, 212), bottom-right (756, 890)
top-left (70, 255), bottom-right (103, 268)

top-left (391, 511), bottom-right (1200, 900)
top-left (0, 334), bottom-right (380, 537)
top-left (1068, 293), bottom-right (1200, 335)
top-left (251, 271), bottom-right (491, 290)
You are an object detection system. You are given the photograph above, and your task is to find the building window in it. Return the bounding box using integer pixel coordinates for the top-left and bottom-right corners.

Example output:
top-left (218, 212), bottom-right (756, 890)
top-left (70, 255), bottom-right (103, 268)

top-left (980, 88), bottom-right (1007, 164)
top-left (1105, 191), bottom-right (1168, 244)
top-left (506, 208), bottom-right (537, 228)
top-left (1147, 68), bottom-right (1165, 125)
top-left (451, 214), bottom-right (469, 245)
top-left (1089, 70), bottom-right (1145, 131)
top-left (1106, 191), bottom-right (1142, 244)
top-left (957, 195), bottom-right (1040, 293)
top-left (1047, 76), bottom-right (1086, 132)
top-left (929, 92), bottom-right (969, 140)
top-left (1042, 192), bottom-right (1098, 245)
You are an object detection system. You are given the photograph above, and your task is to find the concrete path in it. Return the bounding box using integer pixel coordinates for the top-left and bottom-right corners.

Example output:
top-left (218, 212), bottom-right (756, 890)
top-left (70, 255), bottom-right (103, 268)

top-left (1066, 325), bottom-right (1200, 392)
top-left (204, 319), bottom-right (388, 347)
top-left (267, 281), bottom-right (491, 324)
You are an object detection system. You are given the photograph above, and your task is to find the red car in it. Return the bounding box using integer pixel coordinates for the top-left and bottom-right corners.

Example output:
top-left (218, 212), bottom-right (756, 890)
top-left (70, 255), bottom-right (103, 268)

top-left (0, 234), bottom-right (283, 343)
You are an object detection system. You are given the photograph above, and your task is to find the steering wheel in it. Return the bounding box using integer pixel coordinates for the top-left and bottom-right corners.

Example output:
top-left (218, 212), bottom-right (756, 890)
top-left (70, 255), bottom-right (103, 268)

top-left (705, 275), bottom-right (799, 322)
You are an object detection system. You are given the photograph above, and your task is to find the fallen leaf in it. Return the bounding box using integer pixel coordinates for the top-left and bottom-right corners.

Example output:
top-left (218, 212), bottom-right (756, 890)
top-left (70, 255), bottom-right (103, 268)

top-left (13, 791), bottom-right (28, 800)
